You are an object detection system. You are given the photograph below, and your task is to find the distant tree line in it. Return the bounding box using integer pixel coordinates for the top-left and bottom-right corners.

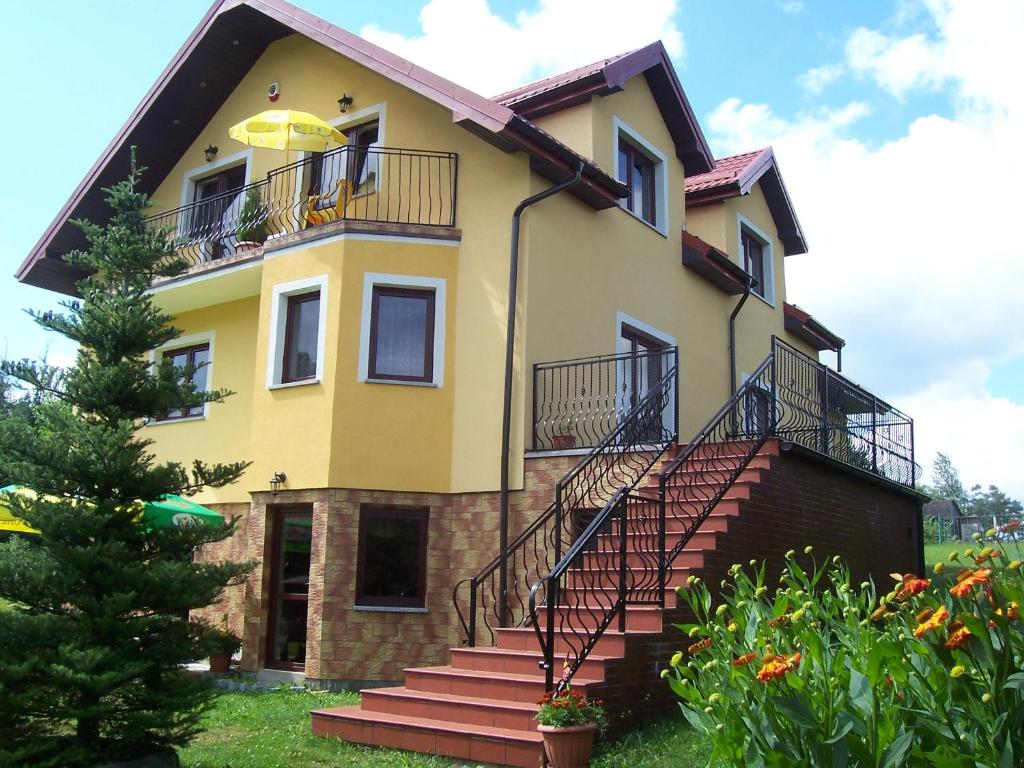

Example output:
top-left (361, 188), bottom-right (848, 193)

top-left (923, 451), bottom-right (1023, 519)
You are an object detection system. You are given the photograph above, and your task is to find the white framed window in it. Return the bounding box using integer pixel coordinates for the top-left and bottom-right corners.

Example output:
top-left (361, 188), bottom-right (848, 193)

top-left (358, 273), bottom-right (446, 387)
top-left (150, 331), bottom-right (216, 423)
top-left (737, 214), bottom-right (775, 306)
top-left (300, 103), bottom-right (387, 212)
top-left (266, 275), bottom-right (329, 389)
top-left (612, 117), bottom-right (669, 237)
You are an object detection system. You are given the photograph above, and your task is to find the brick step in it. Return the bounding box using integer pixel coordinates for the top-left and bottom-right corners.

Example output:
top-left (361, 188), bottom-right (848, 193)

top-left (563, 564), bottom-right (694, 589)
top-left (559, 585), bottom-right (678, 610)
top-left (496, 626), bottom-right (658, 657)
top-left (577, 546), bottom-right (704, 571)
top-left (592, 528), bottom-right (717, 551)
top-left (310, 705), bottom-right (544, 768)
top-left (403, 665), bottom-right (601, 703)
top-left (662, 482), bottom-right (752, 502)
top-left (360, 687), bottom-right (540, 732)
top-left (659, 454), bottom-right (774, 473)
top-left (449, 646), bottom-right (611, 679)
top-left (647, 467), bottom-right (764, 488)
top-left (667, 440), bottom-right (775, 460)
top-left (608, 509), bottom-right (737, 536)
top-left (534, 603), bottom-right (664, 632)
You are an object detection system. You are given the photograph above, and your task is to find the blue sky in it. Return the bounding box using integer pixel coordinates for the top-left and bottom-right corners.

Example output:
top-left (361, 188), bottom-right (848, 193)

top-left (2, 0), bottom-right (1022, 494)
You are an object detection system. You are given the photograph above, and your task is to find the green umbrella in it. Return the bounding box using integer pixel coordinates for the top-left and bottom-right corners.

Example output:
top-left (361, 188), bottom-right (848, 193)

top-left (0, 485), bottom-right (224, 532)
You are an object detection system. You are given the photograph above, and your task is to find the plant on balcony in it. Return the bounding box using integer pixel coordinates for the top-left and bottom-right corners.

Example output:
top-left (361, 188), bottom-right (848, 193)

top-left (0, 149), bottom-right (253, 768)
top-left (234, 187), bottom-right (269, 249)
top-left (536, 676), bottom-right (606, 768)
top-left (663, 541), bottom-right (1023, 767)
top-left (551, 416), bottom-right (577, 450)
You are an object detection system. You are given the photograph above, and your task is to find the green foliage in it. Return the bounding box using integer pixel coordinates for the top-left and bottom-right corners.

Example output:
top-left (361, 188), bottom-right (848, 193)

top-left (969, 484), bottom-right (1023, 519)
top-left (536, 684), bottom-right (607, 732)
top-left (664, 544), bottom-right (1024, 767)
top-left (0, 152), bottom-right (253, 767)
top-left (235, 187), bottom-right (269, 245)
top-left (927, 451), bottom-right (969, 508)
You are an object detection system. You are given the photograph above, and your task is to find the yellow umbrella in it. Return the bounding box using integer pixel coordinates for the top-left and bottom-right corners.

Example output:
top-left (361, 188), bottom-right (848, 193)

top-left (1, 484), bottom-right (48, 534)
top-left (228, 109), bottom-right (346, 154)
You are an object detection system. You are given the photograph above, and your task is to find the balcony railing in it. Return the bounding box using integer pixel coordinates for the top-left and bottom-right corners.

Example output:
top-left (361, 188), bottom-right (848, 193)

top-left (772, 338), bottom-right (917, 487)
top-left (146, 145), bottom-right (458, 268)
top-left (532, 347), bottom-right (679, 451)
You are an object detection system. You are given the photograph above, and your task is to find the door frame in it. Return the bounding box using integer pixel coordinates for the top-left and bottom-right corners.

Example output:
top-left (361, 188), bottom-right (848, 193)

top-left (264, 503), bottom-right (314, 672)
top-left (614, 312), bottom-right (677, 435)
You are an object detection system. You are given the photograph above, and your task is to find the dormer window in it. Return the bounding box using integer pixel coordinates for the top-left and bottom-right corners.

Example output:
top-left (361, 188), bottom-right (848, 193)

top-left (612, 117), bottom-right (669, 236)
top-left (738, 216), bottom-right (775, 305)
top-left (617, 139), bottom-right (656, 226)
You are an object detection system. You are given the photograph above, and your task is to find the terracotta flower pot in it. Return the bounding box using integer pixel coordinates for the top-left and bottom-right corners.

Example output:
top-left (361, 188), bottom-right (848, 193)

top-left (551, 434), bottom-right (576, 450)
top-left (537, 722), bottom-right (597, 768)
top-left (208, 653), bottom-right (231, 674)
top-left (234, 241), bottom-right (263, 253)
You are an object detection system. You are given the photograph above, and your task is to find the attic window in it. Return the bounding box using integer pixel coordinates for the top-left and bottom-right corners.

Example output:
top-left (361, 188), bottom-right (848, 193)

top-left (612, 117), bottom-right (668, 237)
top-left (738, 215), bottom-right (775, 305)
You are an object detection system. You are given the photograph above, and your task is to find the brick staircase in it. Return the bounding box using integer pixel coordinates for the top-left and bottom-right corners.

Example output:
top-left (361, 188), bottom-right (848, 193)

top-left (311, 440), bottom-right (781, 767)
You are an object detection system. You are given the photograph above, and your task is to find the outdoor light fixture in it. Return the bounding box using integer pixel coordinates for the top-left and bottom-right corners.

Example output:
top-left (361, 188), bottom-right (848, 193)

top-left (269, 471), bottom-right (287, 496)
top-left (204, 145), bottom-right (218, 162)
top-left (338, 94), bottom-right (354, 113)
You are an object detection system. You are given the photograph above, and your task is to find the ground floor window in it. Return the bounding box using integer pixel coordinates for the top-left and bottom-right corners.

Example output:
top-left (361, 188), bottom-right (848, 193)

top-left (356, 507), bottom-right (428, 608)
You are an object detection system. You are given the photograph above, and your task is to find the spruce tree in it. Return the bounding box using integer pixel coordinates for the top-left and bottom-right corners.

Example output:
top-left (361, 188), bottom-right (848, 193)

top-left (0, 151), bottom-right (252, 767)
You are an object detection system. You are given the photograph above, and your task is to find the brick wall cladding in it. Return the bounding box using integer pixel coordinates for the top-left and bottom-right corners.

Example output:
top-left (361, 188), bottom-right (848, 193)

top-left (190, 502), bottom-right (250, 639)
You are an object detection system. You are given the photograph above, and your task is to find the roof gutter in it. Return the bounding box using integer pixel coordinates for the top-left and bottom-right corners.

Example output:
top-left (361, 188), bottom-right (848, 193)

top-left (497, 160), bottom-right (584, 627)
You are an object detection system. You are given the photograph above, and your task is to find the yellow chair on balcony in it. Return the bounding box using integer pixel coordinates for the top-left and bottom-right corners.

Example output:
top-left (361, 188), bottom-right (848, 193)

top-left (302, 178), bottom-right (355, 228)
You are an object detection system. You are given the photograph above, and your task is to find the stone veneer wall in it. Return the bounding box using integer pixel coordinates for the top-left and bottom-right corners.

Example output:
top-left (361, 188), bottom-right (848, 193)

top-left (194, 454), bottom-right (582, 684)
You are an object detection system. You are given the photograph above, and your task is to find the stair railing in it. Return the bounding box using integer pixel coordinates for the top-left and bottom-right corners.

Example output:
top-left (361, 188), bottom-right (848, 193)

top-left (452, 348), bottom-right (678, 648)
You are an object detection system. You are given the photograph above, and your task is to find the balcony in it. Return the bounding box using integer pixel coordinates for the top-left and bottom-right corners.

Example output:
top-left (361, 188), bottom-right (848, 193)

top-left (146, 145), bottom-right (458, 271)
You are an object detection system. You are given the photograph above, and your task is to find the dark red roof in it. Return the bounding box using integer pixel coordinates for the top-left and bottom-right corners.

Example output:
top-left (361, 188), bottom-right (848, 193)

top-left (783, 302), bottom-right (844, 352)
top-left (685, 147), bottom-right (808, 257)
top-left (493, 51), bottom-right (634, 106)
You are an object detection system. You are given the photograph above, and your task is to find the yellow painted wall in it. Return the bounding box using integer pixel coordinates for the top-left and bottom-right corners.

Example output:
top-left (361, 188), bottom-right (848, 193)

top-left (145, 296), bottom-right (259, 505)
top-left (145, 32), bottom-right (532, 498)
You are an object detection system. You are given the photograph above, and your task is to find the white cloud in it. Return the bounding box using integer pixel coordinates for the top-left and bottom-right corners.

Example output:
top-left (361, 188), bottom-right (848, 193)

top-left (780, 0), bottom-right (804, 14)
top-left (797, 63), bottom-right (845, 94)
top-left (706, 0), bottom-right (1024, 497)
top-left (360, 0), bottom-right (684, 96)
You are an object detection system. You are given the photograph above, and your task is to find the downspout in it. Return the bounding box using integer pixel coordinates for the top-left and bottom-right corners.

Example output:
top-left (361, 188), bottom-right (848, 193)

top-left (729, 274), bottom-right (755, 396)
top-left (498, 160), bottom-right (584, 627)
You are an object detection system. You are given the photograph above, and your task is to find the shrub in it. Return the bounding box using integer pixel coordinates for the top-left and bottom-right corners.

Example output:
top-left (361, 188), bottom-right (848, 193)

top-left (663, 538), bottom-right (1023, 767)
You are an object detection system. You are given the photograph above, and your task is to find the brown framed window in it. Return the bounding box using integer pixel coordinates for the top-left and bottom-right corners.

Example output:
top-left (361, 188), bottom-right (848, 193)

top-left (307, 120), bottom-right (380, 199)
top-left (265, 505), bottom-right (313, 669)
top-left (356, 507), bottom-right (429, 608)
top-left (741, 229), bottom-right (768, 299)
top-left (160, 343), bottom-right (210, 420)
top-left (617, 138), bottom-right (656, 226)
top-left (368, 286), bottom-right (435, 382)
top-left (282, 291), bottom-right (320, 383)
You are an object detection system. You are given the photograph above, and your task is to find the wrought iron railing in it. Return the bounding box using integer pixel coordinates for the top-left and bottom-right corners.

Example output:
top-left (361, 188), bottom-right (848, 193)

top-left (146, 145), bottom-right (458, 267)
top-left (532, 348), bottom-right (679, 451)
top-left (452, 351), bottom-right (678, 648)
top-left (772, 338), bottom-right (917, 487)
top-left (523, 336), bottom-right (917, 692)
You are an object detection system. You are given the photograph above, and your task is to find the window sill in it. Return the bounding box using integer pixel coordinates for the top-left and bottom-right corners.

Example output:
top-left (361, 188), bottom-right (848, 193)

top-left (750, 291), bottom-right (776, 309)
top-left (363, 377), bottom-right (440, 388)
top-left (617, 205), bottom-right (668, 238)
top-left (268, 378), bottom-right (321, 391)
top-left (146, 414), bottom-right (207, 426)
top-left (352, 604), bottom-right (428, 614)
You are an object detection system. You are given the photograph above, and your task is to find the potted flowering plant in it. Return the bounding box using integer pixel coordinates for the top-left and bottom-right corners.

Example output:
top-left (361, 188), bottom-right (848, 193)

top-left (550, 417), bottom-right (576, 450)
top-left (207, 616), bottom-right (241, 674)
top-left (535, 679), bottom-right (606, 768)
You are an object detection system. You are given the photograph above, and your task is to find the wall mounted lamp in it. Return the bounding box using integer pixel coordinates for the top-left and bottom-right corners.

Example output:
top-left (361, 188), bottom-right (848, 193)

top-left (338, 94), bottom-right (354, 113)
top-left (269, 471), bottom-right (287, 497)
top-left (204, 144), bottom-right (219, 162)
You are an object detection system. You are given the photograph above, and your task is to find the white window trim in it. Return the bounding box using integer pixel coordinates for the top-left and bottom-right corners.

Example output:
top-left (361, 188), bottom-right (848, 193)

top-left (737, 214), bottom-right (776, 307)
top-left (358, 272), bottom-right (446, 388)
top-left (612, 116), bottom-right (669, 237)
top-left (179, 148), bottom-right (253, 209)
top-left (614, 312), bottom-right (676, 438)
top-left (266, 275), bottom-right (329, 389)
top-left (147, 331), bottom-right (216, 424)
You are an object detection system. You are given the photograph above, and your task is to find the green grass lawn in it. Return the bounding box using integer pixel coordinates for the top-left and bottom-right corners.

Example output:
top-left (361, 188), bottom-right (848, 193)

top-left (177, 687), bottom-right (711, 768)
top-left (924, 539), bottom-right (1024, 570)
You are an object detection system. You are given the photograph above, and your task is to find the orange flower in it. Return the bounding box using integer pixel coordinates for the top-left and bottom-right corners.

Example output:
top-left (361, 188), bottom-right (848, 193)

top-left (944, 626), bottom-right (972, 650)
top-left (732, 652), bottom-right (756, 667)
top-left (895, 577), bottom-right (930, 600)
top-left (756, 652), bottom-right (801, 683)
top-left (767, 613), bottom-right (790, 628)
top-left (999, 519), bottom-right (1020, 533)
top-left (951, 568), bottom-right (992, 598)
top-left (913, 605), bottom-right (950, 638)
top-left (994, 602), bottom-right (1020, 621)
top-left (688, 637), bottom-right (713, 654)
top-left (871, 604), bottom-right (894, 622)
top-left (975, 550), bottom-right (1003, 564)
top-left (915, 607), bottom-right (934, 623)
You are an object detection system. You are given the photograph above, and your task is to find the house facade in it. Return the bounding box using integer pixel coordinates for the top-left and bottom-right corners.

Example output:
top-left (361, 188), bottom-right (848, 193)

top-left (18, 1), bottom-right (923, 762)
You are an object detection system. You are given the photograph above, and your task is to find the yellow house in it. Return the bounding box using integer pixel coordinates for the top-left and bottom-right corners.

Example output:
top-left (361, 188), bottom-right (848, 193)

top-left (18, 1), bottom-right (922, 763)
